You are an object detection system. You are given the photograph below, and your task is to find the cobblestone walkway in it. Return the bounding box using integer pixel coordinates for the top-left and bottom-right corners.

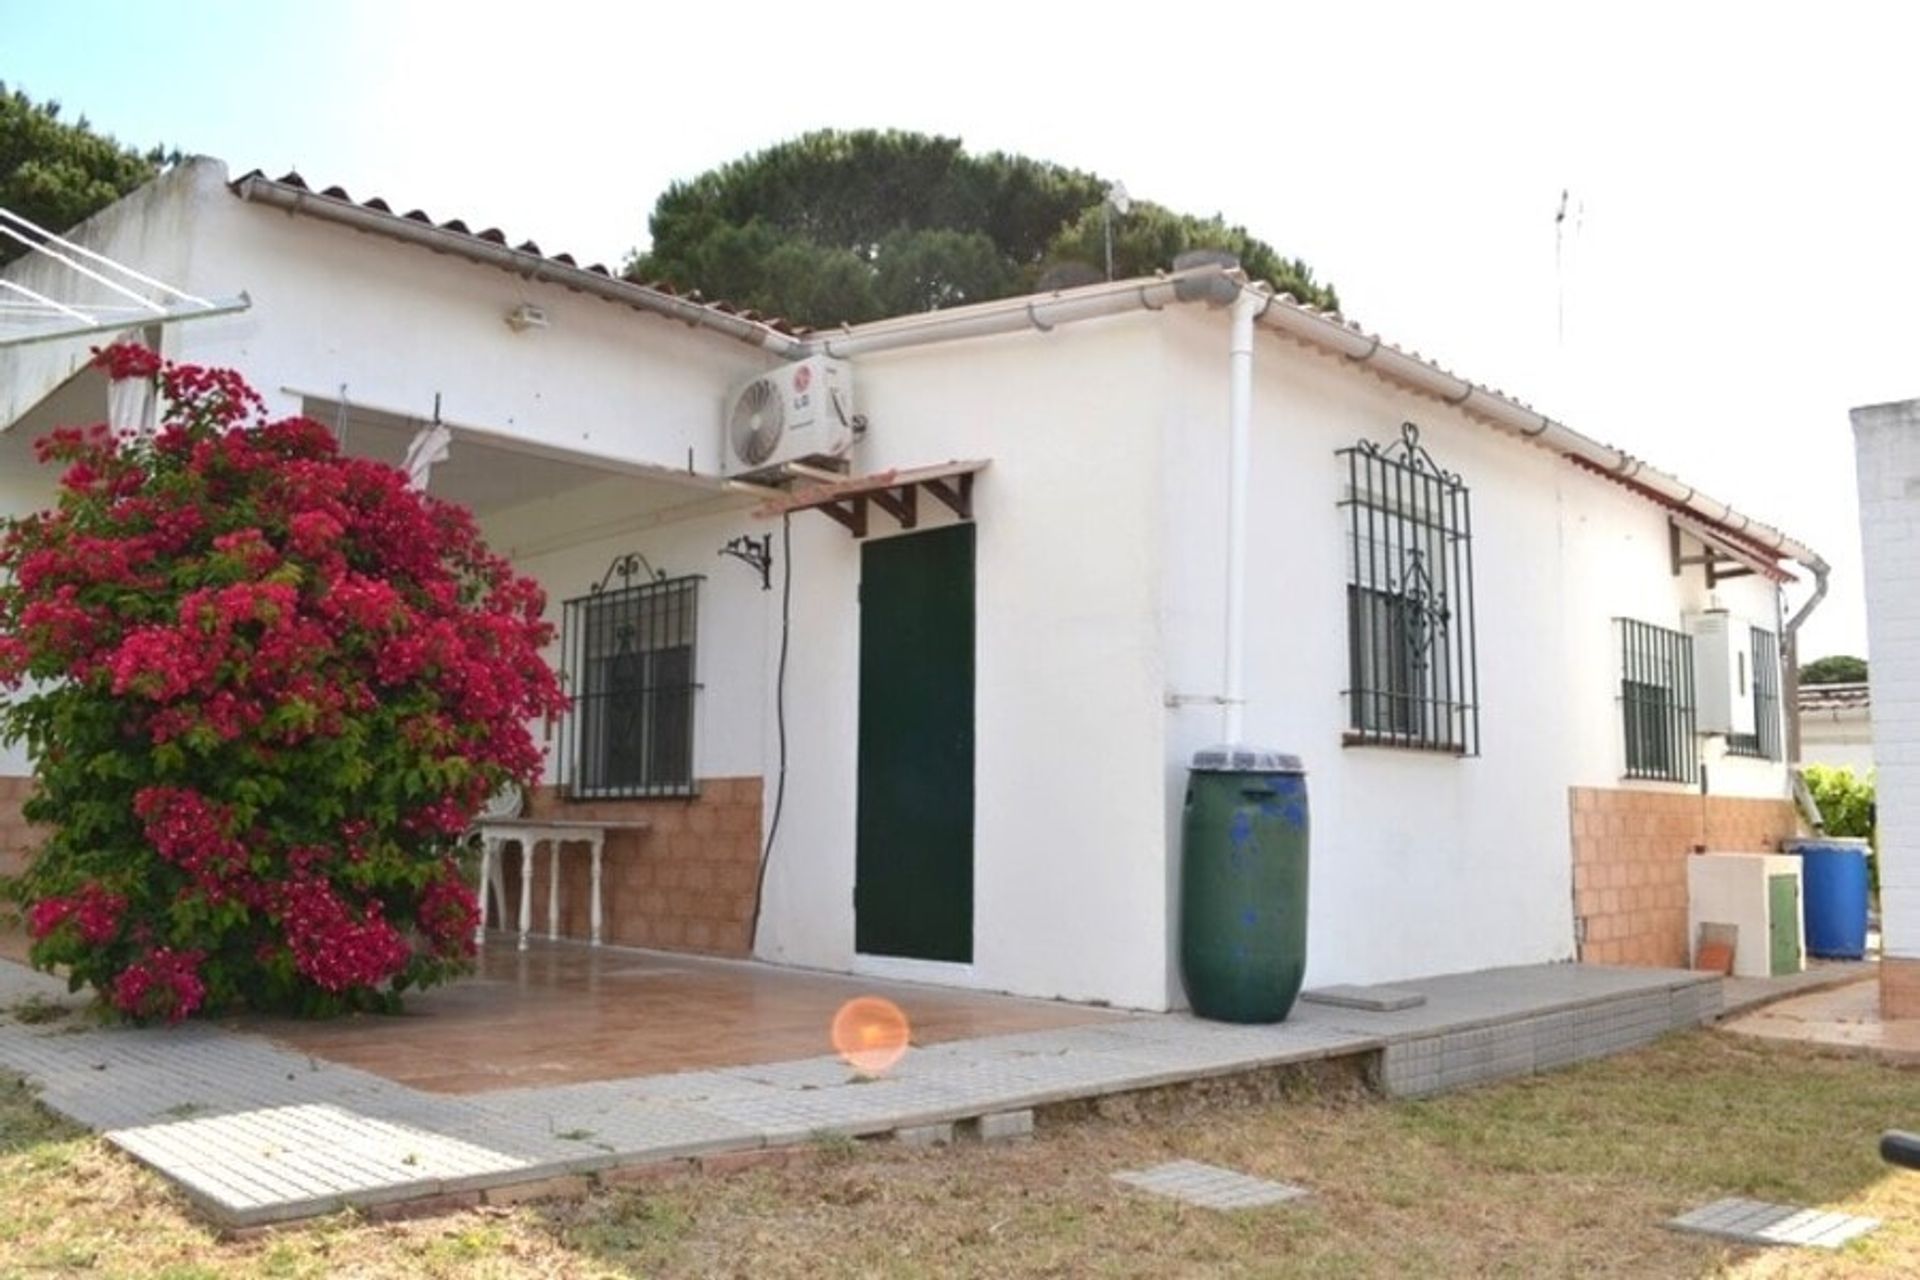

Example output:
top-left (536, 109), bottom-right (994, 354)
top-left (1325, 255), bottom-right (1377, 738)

top-left (0, 957), bottom-right (1720, 1227)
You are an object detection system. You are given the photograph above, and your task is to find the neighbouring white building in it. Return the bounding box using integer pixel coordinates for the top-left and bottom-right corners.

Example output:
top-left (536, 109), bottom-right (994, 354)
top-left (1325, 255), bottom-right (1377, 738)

top-left (1797, 682), bottom-right (1873, 774)
top-left (1853, 399), bottom-right (1918, 1017)
top-left (0, 158), bottom-right (1830, 1009)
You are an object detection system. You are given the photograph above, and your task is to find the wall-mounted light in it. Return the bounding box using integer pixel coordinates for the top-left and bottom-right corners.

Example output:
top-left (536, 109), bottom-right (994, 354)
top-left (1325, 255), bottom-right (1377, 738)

top-left (506, 303), bottom-right (549, 332)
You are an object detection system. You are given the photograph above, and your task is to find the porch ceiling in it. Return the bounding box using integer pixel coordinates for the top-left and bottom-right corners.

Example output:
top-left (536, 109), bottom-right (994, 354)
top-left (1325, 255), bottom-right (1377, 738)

top-left (2, 362), bottom-right (107, 441)
top-left (308, 399), bottom-right (706, 517)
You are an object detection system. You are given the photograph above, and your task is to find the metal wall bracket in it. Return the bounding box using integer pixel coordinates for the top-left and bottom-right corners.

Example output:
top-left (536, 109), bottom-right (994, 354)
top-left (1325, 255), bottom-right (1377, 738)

top-left (719, 533), bottom-right (774, 590)
top-left (1669, 522), bottom-right (1754, 588)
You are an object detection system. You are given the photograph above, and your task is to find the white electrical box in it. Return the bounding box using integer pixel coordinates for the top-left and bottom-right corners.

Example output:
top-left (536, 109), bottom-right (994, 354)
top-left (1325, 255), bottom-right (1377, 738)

top-left (1688, 611), bottom-right (1756, 737)
top-left (1687, 852), bottom-right (1803, 978)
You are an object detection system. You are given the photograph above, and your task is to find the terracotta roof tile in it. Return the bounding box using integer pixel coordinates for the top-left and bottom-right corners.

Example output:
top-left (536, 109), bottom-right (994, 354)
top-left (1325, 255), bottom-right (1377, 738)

top-left (1798, 683), bottom-right (1870, 713)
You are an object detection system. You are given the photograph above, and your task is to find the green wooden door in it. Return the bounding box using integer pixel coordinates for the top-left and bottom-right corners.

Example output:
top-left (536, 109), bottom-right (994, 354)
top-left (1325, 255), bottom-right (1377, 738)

top-left (1768, 873), bottom-right (1801, 976)
top-left (855, 524), bottom-right (975, 962)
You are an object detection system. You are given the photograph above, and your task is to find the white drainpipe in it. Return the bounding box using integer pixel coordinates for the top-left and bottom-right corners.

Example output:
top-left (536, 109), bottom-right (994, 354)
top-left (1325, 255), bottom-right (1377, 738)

top-left (1222, 287), bottom-right (1267, 744)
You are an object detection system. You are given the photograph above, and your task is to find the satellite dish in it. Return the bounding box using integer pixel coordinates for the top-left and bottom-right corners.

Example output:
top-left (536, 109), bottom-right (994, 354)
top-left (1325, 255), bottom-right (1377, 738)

top-left (1106, 181), bottom-right (1131, 216)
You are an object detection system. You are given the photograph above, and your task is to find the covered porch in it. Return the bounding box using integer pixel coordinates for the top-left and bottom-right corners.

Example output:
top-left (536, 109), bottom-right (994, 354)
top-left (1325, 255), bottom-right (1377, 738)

top-left (316, 393), bottom-right (787, 961)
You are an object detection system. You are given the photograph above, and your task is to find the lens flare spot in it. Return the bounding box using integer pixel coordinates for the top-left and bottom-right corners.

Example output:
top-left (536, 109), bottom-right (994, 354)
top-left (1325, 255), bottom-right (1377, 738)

top-left (831, 996), bottom-right (912, 1075)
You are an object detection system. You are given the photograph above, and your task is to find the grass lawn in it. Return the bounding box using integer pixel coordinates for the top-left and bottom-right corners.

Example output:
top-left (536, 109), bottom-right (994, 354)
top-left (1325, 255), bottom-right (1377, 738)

top-left (3, 1028), bottom-right (1918, 1277)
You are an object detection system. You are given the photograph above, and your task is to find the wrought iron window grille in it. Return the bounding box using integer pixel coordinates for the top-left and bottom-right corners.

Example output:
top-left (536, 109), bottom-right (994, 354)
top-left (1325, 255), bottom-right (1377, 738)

top-left (1617, 618), bottom-right (1697, 783)
top-left (1726, 626), bottom-right (1782, 760)
top-left (557, 553), bottom-right (703, 799)
top-left (1337, 421), bottom-right (1480, 755)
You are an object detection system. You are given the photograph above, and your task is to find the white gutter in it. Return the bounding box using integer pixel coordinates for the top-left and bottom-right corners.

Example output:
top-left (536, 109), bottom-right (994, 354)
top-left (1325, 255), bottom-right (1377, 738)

top-left (231, 175), bottom-right (810, 360)
top-left (1248, 297), bottom-right (1830, 578)
top-left (807, 265), bottom-right (1829, 587)
top-left (814, 272), bottom-right (1199, 358)
top-left (1222, 287), bottom-right (1265, 743)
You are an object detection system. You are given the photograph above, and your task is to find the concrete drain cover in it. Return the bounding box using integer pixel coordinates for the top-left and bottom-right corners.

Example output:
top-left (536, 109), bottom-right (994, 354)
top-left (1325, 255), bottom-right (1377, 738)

top-left (1112, 1160), bottom-right (1308, 1211)
top-left (1667, 1198), bottom-right (1879, 1250)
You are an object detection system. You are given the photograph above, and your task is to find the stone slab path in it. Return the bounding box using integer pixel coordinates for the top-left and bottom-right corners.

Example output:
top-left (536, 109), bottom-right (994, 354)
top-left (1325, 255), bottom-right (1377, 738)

top-left (0, 957), bottom-right (1721, 1228)
top-left (1668, 1197), bottom-right (1880, 1250)
top-left (1113, 1159), bottom-right (1310, 1210)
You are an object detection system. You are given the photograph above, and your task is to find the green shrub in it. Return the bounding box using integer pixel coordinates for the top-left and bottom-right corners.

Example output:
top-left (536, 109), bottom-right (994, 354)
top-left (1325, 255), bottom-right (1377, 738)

top-left (0, 347), bottom-right (566, 1020)
top-left (1802, 764), bottom-right (1877, 894)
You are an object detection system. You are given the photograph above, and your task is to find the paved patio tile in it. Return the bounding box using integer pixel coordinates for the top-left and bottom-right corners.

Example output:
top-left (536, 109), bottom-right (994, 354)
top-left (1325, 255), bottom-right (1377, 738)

top-left (110, 1103), bottom-right (531, 1224)
top-left (1112, 1159), bottom-right (1309, 1210)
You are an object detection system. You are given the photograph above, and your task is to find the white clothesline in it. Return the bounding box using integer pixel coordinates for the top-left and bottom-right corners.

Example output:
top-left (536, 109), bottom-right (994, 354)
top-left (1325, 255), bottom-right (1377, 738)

top-left (0, 202), bottom-right (247, 348)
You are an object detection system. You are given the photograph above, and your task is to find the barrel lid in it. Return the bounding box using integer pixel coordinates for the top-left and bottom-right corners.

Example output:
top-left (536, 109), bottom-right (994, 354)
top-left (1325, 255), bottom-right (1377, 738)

top-left (1190, 744), bottom-right (1304, 774)
top-left (1784, 836), bottom-right (1873, 852)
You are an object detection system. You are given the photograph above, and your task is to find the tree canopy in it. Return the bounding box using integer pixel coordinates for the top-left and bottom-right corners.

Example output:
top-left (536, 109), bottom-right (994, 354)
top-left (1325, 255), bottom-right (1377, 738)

top-left (0, 83), bottom-right (175, 265)
top-left (629, 130), bottom-right (1338, 329)
top-left (1800, 654), bottom-right (1868, 685)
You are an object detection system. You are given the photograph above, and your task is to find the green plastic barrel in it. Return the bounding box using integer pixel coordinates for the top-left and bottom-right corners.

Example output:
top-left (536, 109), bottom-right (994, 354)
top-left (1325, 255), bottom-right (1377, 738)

top-left (1179, 746), bottom-right (1309, 1023)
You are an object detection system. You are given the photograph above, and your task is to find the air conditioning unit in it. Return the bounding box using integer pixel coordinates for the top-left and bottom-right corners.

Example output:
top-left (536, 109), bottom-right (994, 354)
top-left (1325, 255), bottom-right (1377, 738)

top-left (721, 357), bottom-right (856, 478)
top-left (1688, 610), bottom-right (1756, 737)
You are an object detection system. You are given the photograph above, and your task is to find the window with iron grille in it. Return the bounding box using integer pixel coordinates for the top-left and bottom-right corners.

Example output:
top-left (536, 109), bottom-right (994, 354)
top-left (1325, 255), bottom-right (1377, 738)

top-left (1337, 422), bottom-right (1479, 754)
top-left (1618, 618), bottom-right (1697, 782)
top-left (558, 574), bottom-right (701, 798)
top-left (1727, 626), bottom-right (1782, 760)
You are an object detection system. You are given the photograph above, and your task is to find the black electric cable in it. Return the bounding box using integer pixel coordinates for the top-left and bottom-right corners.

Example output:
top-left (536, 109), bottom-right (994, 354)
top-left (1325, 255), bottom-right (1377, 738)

top-left (749, 512), bottom-right (791, 948)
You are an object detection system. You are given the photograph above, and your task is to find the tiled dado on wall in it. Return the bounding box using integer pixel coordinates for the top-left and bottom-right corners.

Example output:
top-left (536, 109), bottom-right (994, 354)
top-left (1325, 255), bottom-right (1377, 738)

top-left (503, 778), bottom-right (765, 957)
top-left (1569, 787), bottom-right (1799, 969)
top-left (1882, 957), bottom-right (1920, 1019)
top-left (0, 774), bottom-right (767, 958)
top-left (0, 775), bottom-right (38, 882)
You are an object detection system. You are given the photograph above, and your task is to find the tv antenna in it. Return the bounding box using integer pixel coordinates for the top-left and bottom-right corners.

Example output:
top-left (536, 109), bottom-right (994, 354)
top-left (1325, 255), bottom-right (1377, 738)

top-left (1554, 188), bottom-right (1584, 346)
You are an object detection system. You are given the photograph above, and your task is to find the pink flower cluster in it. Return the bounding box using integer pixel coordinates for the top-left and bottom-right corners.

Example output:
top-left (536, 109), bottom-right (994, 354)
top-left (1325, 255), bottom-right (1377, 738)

top-left (281, 878), bottom-right (412, 992)
top-left (133, 787), bottom-right (250, 890)
top-left (417, 860), bottom-right (480, 960)
top-left (27, 882), bottom-right (127, 945)
top-left (111, 947), bottom-right (207, 1023)
top-left (92, 342), bottom-right (162, 381)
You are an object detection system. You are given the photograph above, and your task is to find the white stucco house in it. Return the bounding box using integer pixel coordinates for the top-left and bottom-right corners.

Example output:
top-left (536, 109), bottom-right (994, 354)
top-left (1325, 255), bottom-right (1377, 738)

top-left (0, 158), bottom-right (1831, 1009)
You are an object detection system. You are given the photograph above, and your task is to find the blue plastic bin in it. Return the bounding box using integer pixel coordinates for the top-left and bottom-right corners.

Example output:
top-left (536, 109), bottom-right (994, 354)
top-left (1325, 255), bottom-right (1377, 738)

top-left (1786, 837), bottom-right (1872, 960)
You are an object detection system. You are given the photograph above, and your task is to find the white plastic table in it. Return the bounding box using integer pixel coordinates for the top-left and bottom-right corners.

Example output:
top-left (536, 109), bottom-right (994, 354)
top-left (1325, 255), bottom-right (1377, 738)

top-left (473, 819), bottom-right (650, 950)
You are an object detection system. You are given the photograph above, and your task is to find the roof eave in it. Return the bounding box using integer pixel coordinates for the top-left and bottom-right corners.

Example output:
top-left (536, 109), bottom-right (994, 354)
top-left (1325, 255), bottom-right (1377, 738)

top-left (811, 267), bottom-right (1826, 579)
top-left (229, 172), bottom-right (809, 360)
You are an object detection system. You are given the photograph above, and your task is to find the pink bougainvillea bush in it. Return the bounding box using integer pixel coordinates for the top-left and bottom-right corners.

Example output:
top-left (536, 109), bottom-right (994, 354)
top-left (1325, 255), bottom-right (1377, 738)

top-left (0, 345), bottom-right (567, 1020)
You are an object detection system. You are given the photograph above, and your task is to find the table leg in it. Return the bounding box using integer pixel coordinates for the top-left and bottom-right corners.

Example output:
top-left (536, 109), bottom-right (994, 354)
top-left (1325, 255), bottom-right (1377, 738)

top-left (517, 840), bottom-right (532, 951)
top-left (548, 836), bottom-right (561, 942)
top-left (590, 836), bottom-right (604, 946)
top-left (475, 837), bottom-right (493, 947)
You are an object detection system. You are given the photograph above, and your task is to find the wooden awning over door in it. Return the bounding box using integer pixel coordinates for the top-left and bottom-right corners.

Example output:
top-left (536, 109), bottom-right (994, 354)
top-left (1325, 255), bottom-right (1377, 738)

top-left (753, 459), bottom-right (988, 538)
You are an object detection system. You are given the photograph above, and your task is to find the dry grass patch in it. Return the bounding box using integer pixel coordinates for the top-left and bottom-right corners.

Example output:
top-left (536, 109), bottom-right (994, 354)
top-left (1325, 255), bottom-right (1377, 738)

top-left (3, 1030), bottom-right (1919, 1277)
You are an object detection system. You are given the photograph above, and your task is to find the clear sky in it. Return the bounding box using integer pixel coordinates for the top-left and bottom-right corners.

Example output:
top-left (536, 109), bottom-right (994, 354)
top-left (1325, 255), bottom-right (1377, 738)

top-left (6, 1), bottom-right (1912, 659)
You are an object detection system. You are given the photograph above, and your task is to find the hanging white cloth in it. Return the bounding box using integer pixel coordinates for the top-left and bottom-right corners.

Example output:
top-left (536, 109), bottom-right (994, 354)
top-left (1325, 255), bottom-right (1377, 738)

top-left (107, 375), bottom-right (156, 437)
top-left (401, 421), bottom-right (453, 491)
